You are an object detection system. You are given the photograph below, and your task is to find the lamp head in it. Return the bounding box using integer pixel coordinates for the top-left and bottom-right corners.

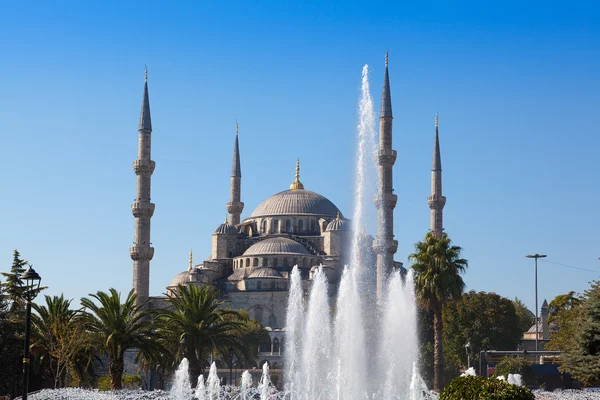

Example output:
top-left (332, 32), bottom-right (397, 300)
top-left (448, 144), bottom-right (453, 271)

top-left (19, 265), bottom-right (42, 299)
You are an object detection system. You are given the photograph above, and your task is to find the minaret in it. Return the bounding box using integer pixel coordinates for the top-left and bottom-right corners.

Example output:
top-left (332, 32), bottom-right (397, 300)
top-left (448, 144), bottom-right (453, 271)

top-left (428, 114), bottom-right (446, 238)
top-left (374, 52), bottom-right (398, 299)
top-left (130, 68), bottom-right (156, 306)
top-left (226, 121), bottom-right (244, 225)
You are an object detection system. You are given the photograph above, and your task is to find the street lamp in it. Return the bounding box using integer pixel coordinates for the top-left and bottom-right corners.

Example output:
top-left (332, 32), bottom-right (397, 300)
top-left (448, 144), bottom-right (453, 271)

top-left (525, 254), bottom-right (546, 351)
top-left (465, 342), bottom-right (472, 369)
top-left (19, 265), bottom-right (42, 400)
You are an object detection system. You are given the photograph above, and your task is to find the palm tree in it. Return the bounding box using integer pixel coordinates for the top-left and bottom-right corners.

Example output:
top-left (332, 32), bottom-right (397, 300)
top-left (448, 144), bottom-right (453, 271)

top-left (409, 232), bottom-right (468, 392)
top-left (156, 285), bottom-right (248, 386)
top-left (80, 288), bottom-right (165, 390)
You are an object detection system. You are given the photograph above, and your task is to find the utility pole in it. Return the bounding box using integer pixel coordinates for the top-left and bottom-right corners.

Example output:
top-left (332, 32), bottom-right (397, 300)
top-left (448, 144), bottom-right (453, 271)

top-left (526, 254), bottom-right (547, 351)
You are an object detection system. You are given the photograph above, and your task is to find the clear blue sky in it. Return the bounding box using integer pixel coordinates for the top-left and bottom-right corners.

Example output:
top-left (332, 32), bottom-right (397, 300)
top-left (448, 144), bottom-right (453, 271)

top-left (0, 0), bottom-right (598, 314)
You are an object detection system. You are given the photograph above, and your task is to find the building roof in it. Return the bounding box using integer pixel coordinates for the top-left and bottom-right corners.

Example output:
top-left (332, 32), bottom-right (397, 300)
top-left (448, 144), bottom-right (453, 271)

top-left (242, 237), bottom-right (311, 256)
top-left (214, 222), bottom-right (237, 235)
top-left (138, 68), bottom-right (152, 132)
top-left (326, 213), bottom-right (349, 231)
top-left (249, 189), bottom-right (340, 218)
top-left (169, 270), bottom-right (191, 287)
top-left (228, 268), bottom-right (248, 281)
top-left (248, 268), bottom-right (285, 279)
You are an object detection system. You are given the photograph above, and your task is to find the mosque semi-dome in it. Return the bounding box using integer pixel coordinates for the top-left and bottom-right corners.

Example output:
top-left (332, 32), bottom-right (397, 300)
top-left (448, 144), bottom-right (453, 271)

top-left (214, 222), bottom-right (237, 235)
top-left (326, 213), bottom-right (349, 231)
top-left (248, 267), bottom-right (285, 279)
top-left (243, 237), bottom-right (311, 256)
top-left (250, 189), bottom-right (340, 218)
top-left (169, 270), bottom-right (191, 287)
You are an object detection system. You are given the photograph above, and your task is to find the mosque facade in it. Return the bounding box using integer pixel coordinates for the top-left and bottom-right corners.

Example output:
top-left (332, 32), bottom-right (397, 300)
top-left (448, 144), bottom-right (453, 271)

top-left (129, 56), bottom-right (445, 367)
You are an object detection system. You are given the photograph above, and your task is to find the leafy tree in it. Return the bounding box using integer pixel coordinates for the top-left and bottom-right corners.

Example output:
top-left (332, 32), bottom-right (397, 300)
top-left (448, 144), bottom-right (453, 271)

top-left (1, 249), bottom-right (27, 307)
top-left (31, 295), bottom-right (97, 388)
top-left (513, 298), bottom-right (534, 335)
top-left (409, 232), bottom-right (468, 391)
top-left (80, 289), bottom-right (166, 390)
top-left (157, 285), bottom-right (247, 386)
top-left (493, 356), bottom-right (535, 385)
top-left (0, 277), bottom-right (23, 396)
top-left (546, 291), bottom-right (582, 353)
top-left (560, 281), bottom-right (600, 385)
top-left (443, 291), bottom-right (523, 375)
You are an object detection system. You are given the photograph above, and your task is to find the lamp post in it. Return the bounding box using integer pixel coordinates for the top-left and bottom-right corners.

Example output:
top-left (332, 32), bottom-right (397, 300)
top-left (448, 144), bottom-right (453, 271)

top-left (465, 342), bottom-right (472, 369)
top-left (525, 254), bottom-right (546, 351)
top-left (19, 265), bottom-right (42, 400)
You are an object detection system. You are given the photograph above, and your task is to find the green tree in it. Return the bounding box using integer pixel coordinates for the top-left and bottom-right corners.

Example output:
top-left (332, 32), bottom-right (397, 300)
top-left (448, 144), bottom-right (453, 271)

top-left (409, 232), bottom-right (468, 391)
top-left (560, 281), bottom-right (600, 385)
top-left (80, 289), bottom-right (165, 390)
top-left (546, 291), bottom-right (582, 353)
top-left (31, 295), bottom-right (96, 388)
top-left (513, 298), bottom-right (534, 335)
top-left (0, 277), bottom-right (24, 396)
top-left (1, 249), bottom-right (27, 309)
top-left (157, 285), bottom-right (247, 386)
top-left (443, 291), bottom-right (523, 375)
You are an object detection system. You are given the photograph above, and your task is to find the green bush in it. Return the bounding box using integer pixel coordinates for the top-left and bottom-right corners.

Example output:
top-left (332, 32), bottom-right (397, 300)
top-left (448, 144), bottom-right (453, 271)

top-left (97, 375), bottom-right (142, 391)
top-left (440, 376), bottom-right (535, 400)
top-left (493, 356), bottom-right (535, 385)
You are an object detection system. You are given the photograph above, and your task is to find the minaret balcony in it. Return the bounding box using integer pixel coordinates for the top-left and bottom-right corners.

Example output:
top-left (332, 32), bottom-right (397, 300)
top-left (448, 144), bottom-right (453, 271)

top-left (427, 195), bottom-right (446, 209)
top-left (226, 201), bottom-right (244, 214)
top-left (374, 193), bottom-right (398, 209)
top-left (133, 160), bottom-right (156, 175)
top-left (132, 201), bottom-right (155, 217)
top-left (376, 148), bottom-right (397, 167)
top-left (372, 239), bottom-right (398, 255)
top-left (130, 245), bottom-right (155, 261)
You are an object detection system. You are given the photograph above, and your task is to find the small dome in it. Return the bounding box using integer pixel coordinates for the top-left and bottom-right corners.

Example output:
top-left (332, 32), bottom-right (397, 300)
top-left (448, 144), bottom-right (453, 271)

top-left (228, 268), bottom-right (249, 281)
top-left (248, 268), bottom-right (285, 279)
top-left (243, 237), bottom-right (310, 256)
top-left (169, 271), bottom-right (191, 287)
top-left (326, 213), bottom-right (349, 231)
top-left (214, 223), bottom-right (237, 235)
top-left (249, 189), bottom-right (340, 218)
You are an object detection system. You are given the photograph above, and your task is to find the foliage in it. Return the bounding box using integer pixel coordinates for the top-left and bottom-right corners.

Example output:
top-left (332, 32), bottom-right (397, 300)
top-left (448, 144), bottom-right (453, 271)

top-left (560, 281), bottom-right (600, 386)
top-left (97, 375), bottom-right (141, 391)
top-left (156, 285), bottom-right (248, 386)
top-left (439, 375), bottom-right (534, 400)
top-left (493, 356), bottom-right (535, 385)
top-left (409, 232), bottom-right (468, 391)
top-left (513, 298), bottom-right (534, 335)
top-left (31, 294), bottom-right (97, 388)
top-left (546, 291), bottom-right (582, 353)
top-left (1, 250), bottom-right (27, 308)
top-left (443, 291), bottom-right (523, 374)
top-left (80, 288), bottom-right (165, 390)
top-left (417, 305), bottom-right (434, 388)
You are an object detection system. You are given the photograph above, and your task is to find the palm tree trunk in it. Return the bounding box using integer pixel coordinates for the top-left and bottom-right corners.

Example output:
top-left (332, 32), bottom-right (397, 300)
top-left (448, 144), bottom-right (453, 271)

top-left (109, 353), bottom-right (124, 390)
top-left (186, 346), bottom-right (202, 388)
top-left (433, 304), bottom-right (443, 392)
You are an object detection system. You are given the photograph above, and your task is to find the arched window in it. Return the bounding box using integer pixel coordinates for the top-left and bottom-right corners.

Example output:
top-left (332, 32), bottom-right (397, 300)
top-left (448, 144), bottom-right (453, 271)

top-left (298, 219), bottom-right (304, 232)
top-left (269, 315), bottom-right (276, 327)
top-left (261, 220), bottom-right (267, 234)
top-left (259, 337), bottom-right (271, 353)
top-left (246, 258), bottom-right (250, 267)
top-left (285, 219), bottom-right (291, 233)
top-left (302, 258), bottom-right (308, 267)
top-left (273, 257), bottom-right (278, 267)
top-left (253, 258), bottom-right (259, 267)
top-left (272, 337), bottom-right (280, 354)
top-left (311, 220), bottom-right (316, 232)
top-left (283, 258), bottom-right (289, 267)
top-left (228, 251), bottom-right (233, 258)
top-left (253, 307), bottom-right (262, 323)
top-left (257, 281), bottom-right (262, 290)
top-left (292, 258), bottom-right (297, 267)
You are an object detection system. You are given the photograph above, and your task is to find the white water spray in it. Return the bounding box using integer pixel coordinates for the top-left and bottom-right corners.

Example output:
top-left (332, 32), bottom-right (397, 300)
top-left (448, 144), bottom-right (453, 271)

top-left (171, 358), bottom-right (193, 400)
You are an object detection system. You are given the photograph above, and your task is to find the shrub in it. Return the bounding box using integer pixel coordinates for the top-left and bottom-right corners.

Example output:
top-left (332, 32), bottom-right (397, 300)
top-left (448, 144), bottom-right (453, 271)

top-left (493, 356), bottom-right (535, 385)
top-left (440, 376), bottom-right (535, 400)
top-left (97, 375), bottom-right (142, 391)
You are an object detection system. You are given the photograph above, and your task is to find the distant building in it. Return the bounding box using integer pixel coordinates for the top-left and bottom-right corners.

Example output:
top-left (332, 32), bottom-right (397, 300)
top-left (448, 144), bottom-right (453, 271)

top-left (519, 299), bottom-right (553, 351)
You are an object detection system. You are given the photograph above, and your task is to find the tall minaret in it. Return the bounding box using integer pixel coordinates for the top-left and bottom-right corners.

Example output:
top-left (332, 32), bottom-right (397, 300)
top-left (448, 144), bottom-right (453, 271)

top-left (226, 121), bottom-right (244, 225)
top-left (130, 68), bottom-right (155, 306)
top-left (428, 114), bottom-right (446, 238)
top-left (374, 52), bottom-right (398, 299)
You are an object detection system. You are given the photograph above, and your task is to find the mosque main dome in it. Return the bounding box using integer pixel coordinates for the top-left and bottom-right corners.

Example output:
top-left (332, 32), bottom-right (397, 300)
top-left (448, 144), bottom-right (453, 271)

top-left (250, 189), bottom-right (341, 218)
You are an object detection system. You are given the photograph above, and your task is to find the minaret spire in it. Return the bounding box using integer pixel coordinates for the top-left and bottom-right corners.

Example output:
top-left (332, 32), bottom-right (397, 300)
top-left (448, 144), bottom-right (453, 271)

top-left (428, 114), bottom-right (446, 238)
top-left (290, 158), bottom-right (304, 190)
top-left (131, 68), bottom-right (156, 306)
top-left (374, 52), bottom-right (398, 299)
top-left (227, 121), bottom-right (244, 225)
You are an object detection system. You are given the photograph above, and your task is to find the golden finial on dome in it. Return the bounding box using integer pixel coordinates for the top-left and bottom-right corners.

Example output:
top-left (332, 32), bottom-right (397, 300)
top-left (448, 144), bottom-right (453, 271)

top-left (225, 214), bottom-right (229, 224)
top-left (290, 158), bottom-right (304, 190)
top-left (435, 113), bottom-right (438, 128)
top-left (336, 211), bottom-right (341, 220)
top-left (188, 249), bottom-right (193, 272)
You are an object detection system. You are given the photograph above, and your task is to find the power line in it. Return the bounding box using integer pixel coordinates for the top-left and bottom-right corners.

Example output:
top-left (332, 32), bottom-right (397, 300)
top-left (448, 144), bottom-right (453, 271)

top-left (539, 259), bottom-right (599, 273)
